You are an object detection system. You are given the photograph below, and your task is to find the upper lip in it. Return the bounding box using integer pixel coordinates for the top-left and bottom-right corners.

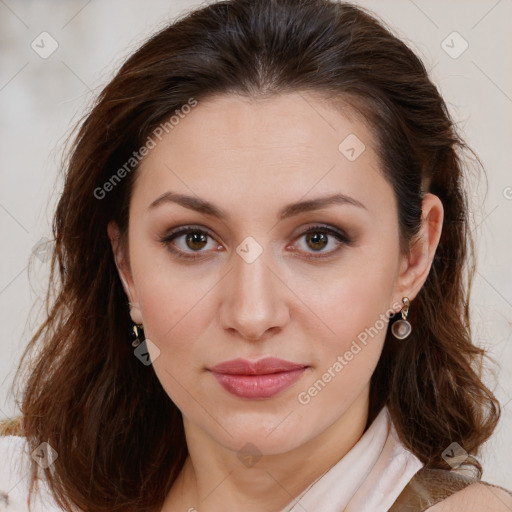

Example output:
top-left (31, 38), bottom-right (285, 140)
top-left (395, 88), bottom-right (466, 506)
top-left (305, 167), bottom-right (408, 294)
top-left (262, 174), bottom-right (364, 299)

top-left (209, 357), bottom-right (308, 375)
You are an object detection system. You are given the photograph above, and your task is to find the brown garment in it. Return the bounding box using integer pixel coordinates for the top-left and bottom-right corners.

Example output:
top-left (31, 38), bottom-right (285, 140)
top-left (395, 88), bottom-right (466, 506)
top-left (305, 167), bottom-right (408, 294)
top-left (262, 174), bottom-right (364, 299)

top-left (388, 467), bottom-right (512, 511)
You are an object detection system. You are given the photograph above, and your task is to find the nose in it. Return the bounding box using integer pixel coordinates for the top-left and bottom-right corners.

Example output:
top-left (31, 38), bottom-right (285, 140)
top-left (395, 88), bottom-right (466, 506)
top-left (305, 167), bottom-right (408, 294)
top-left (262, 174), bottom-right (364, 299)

top-left (219, 245), bottom-right (290, 342)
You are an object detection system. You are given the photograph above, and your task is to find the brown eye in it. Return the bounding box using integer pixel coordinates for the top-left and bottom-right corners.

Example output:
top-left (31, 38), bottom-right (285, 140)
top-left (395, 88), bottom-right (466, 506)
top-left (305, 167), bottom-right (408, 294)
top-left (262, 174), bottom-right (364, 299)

top-left (184, 232), bottom-right (209, 251)
top-left (160, 226), bottom-right (219, 259)
top-left (294, 225), bottom-right (353, 259)
top-left (305, 231), bottom-right (329, 251)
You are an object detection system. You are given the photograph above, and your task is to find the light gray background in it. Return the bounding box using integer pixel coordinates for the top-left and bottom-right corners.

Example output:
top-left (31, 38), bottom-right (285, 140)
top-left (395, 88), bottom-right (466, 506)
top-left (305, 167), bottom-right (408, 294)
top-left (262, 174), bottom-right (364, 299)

top-left (1, 0), bottom-right (511, 489)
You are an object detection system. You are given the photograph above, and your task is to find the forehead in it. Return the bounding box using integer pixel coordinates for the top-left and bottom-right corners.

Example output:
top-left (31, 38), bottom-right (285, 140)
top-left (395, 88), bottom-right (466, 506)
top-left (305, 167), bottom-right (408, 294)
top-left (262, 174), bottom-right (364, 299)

top-left (132, 92), bottom-right (390, 220)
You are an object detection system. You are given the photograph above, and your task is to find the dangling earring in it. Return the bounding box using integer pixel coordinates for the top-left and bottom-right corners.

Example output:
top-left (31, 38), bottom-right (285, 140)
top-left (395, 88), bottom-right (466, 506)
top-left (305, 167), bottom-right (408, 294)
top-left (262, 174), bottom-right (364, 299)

top-left (128, 301), bottom-right (145, 347)
top-left (391, 297), bottom-right (412, 340)
top-left (131, 323), bottom-right (145, 347)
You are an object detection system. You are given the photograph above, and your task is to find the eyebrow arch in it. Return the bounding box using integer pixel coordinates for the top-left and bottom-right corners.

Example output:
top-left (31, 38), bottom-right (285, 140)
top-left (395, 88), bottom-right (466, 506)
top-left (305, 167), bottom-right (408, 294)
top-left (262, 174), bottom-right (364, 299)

top-left (147, 191), bottom-right (367, 221)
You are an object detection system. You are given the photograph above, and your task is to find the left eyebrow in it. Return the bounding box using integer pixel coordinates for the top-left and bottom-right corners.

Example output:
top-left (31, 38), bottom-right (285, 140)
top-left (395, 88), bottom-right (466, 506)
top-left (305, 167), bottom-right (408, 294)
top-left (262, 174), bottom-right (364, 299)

top-left (277, 193), bottom-right (368, 221)
top-left (146, 191), bottom-right (368, 221)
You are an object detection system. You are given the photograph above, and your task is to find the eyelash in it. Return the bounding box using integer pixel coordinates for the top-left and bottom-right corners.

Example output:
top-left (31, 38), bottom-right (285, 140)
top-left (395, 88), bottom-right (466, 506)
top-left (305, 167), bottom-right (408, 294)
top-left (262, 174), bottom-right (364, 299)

top-left (159, 224), bottom-right (353, 261)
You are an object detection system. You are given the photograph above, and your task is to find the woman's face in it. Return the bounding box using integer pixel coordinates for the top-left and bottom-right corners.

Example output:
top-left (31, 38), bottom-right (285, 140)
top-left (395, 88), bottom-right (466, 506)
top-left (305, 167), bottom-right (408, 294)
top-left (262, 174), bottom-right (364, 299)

top-left (110, 92), bottom-right (417, 455)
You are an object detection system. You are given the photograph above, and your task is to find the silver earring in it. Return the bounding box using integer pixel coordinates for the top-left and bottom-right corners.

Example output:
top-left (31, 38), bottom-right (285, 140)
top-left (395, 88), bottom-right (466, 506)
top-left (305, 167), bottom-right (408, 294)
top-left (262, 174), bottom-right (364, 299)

top-left (391, 297), bottom-right (412, 340)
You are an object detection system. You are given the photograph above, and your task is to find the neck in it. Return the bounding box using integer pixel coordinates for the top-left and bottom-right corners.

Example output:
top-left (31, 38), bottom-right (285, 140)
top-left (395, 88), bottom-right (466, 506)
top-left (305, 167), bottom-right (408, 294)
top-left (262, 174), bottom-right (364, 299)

top-left (163, 387), bottom-right (371, 512)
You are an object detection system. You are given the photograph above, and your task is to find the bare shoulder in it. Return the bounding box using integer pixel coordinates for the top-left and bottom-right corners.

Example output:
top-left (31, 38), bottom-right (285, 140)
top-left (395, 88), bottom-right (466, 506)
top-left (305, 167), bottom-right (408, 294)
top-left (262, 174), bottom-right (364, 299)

top-left (427, 482), bottom-right (512, 512)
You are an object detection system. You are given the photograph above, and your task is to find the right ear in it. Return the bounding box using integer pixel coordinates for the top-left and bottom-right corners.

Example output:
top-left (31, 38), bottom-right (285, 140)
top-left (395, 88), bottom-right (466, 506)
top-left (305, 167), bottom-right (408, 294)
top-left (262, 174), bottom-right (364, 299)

top-left (107, 220), bottom-right (143, 325)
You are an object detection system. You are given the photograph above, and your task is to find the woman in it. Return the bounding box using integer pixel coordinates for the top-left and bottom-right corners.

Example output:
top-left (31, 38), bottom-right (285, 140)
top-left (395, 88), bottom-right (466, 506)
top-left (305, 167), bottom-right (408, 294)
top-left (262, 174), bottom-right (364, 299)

top-left (1, 0), bottom-right (511, 510)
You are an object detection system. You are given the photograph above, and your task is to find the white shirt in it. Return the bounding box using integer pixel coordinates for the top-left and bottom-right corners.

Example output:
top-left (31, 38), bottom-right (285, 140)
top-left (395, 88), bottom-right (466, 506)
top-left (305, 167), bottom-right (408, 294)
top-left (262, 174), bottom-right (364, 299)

top-left (0, 406), bottom-right (423, 512)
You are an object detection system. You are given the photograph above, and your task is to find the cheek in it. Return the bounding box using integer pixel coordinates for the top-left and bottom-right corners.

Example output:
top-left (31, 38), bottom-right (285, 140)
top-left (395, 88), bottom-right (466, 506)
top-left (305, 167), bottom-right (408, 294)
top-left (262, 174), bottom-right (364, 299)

top-left (133, 270), bottom-right (216, 412)
top-left (128, 226), bottom-right (217, 342)
top-left (293, 277), bottom-right (393, 422)
top-left (297, 246), bottom-right (398, 350)
top-left (128, 250), bottom-right (225, 408)
top-left (295, 249), bottom-right (397, 398)
top-left (135, 273), bottom-right (215, 361)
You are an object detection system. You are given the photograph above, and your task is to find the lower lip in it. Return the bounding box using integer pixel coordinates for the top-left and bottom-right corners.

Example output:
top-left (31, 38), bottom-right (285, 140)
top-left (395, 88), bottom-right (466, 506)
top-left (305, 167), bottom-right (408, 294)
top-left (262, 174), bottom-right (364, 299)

top-left (210, 368), bottom-right (307, 399)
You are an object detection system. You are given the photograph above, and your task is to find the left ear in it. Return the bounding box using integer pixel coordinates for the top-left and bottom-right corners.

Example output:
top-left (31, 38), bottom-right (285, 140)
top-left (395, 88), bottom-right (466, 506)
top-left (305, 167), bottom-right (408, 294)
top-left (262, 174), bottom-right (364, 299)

top-left (393, 193), bottom-right (444, 306)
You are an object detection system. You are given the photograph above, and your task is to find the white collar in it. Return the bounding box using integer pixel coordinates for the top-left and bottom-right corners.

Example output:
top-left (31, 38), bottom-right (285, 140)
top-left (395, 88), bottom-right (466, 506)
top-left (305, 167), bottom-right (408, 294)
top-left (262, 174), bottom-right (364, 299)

top-left (280, 406), bottom-right (423, 512)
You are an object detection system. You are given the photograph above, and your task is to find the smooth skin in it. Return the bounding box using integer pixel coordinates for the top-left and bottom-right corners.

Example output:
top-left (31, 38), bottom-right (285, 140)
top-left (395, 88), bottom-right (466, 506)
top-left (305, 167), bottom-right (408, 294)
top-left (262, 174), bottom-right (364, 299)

top-left (108, 91), bottom-right (458, 511)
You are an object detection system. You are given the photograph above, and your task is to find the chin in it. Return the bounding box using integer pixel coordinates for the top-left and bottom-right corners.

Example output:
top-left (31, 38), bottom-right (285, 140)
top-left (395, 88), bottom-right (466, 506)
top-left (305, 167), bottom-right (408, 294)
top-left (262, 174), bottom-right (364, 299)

top-left (211, 417), bottom-right (314, 456)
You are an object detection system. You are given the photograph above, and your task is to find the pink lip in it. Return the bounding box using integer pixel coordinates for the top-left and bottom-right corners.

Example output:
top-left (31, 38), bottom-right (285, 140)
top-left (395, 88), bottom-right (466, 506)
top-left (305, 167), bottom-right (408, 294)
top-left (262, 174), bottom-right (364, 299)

top-left (209, 357), bottom-right (308, 399)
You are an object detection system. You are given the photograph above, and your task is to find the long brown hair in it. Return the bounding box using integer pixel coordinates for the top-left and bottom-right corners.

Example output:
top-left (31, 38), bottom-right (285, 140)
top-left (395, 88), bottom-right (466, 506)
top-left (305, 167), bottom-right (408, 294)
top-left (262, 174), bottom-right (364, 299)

top-left (4, 0), bottom-right (500, 510)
